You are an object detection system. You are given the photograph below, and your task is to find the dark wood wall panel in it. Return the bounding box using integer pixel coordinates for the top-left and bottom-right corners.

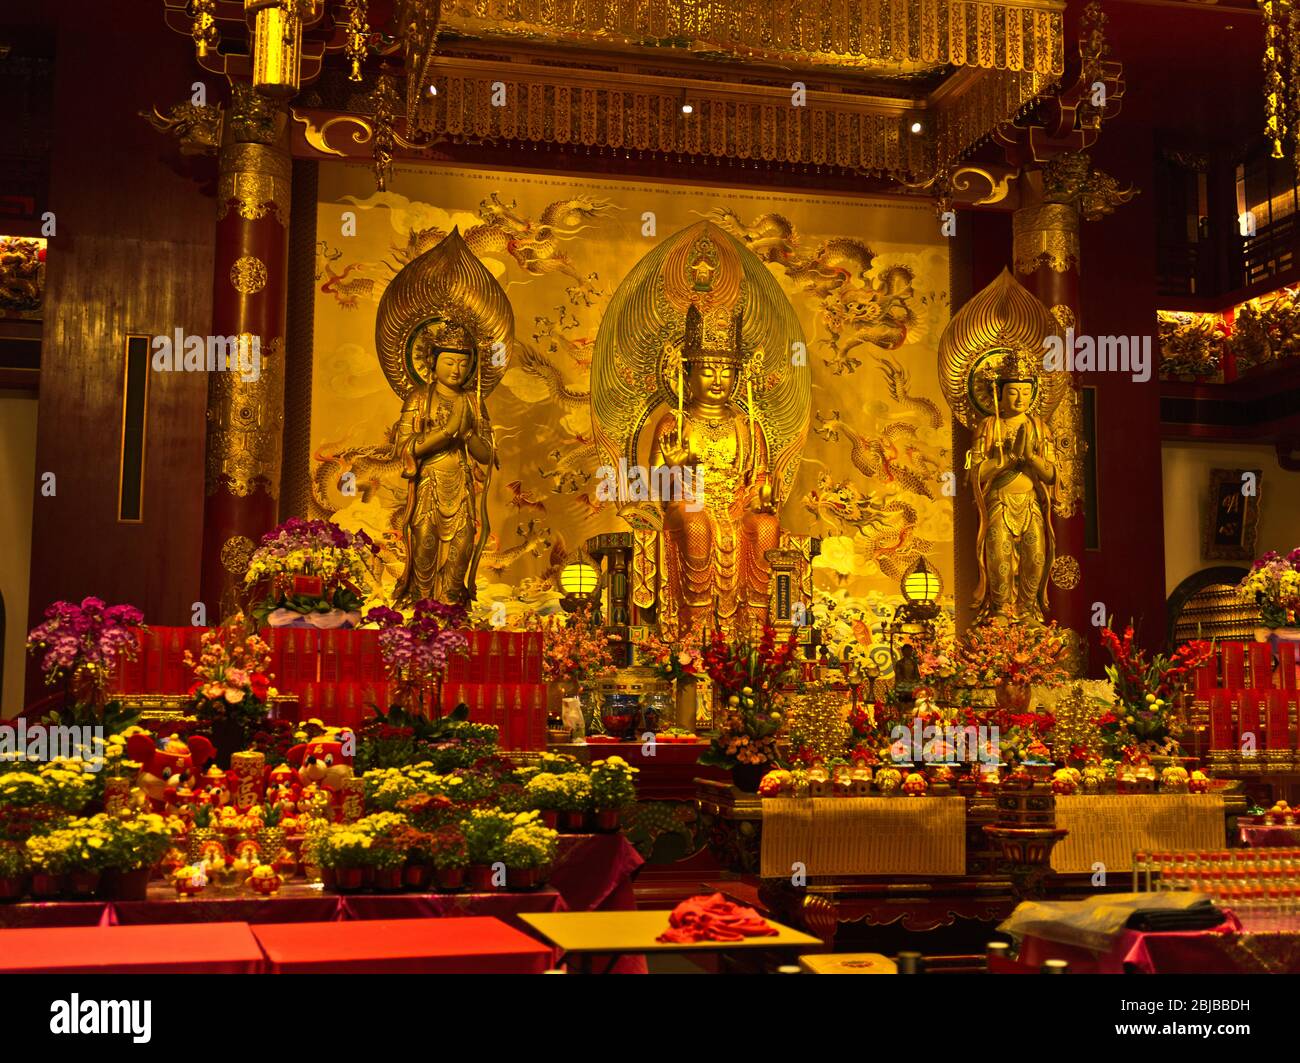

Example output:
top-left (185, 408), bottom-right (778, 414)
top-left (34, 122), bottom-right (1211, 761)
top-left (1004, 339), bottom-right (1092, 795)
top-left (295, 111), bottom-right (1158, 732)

top-left (27, 3), bottom-right (214, 692)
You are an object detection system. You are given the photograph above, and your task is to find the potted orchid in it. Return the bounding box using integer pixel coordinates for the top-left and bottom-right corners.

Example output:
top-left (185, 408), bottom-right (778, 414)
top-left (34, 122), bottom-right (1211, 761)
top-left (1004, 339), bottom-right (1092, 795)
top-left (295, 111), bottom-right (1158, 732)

top-left (26, 596), bottom-right (145, 715)
top-left (185, 613), bottom-right (275, 767)
top-left (366, 600), bottom-right (471, 717)
top-left (1239, 549), bottom-right (1300, 638)
top-left (245, 517), bottom-right (379, 628)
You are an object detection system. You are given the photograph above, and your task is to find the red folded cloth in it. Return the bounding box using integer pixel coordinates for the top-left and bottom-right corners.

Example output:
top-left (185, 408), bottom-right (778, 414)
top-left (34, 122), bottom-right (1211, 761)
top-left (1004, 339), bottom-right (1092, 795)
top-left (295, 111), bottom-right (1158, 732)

top-left (656, 892), bottom-right (779, 943)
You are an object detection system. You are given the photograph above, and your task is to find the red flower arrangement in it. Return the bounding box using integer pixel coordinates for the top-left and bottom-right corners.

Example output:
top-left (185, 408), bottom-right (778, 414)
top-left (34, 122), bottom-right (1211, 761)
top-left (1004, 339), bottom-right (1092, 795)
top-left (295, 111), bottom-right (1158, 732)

top-left (1098, 624), bottom-right (1214, 756)
top-left (699, 626), bottom-right (800, 770)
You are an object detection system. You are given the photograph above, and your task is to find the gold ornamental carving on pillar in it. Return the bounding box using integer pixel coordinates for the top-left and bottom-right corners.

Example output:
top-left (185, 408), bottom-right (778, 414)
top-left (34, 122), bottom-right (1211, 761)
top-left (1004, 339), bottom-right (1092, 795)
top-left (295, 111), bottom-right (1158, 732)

top-left (217, 83), bottom-right (291, 226)
top-left (1048, 297), bottom-right (1085, 519)
top-left (230, 255), bottom-right (268, 294)
top-left (220, 534), bottom-right (257, 577)
top-left (1013, 203), bottom-right (1079, 275)
top-left (205, 335), bottom-right (285, 498)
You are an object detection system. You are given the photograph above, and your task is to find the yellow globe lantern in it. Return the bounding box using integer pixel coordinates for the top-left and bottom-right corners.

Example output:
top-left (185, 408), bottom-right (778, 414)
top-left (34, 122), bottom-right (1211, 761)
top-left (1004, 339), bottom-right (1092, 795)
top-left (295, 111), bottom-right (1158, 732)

top-left (899, 556), bottom-right (942, 622)
top-left (559, 558), bottom-right (601, 613)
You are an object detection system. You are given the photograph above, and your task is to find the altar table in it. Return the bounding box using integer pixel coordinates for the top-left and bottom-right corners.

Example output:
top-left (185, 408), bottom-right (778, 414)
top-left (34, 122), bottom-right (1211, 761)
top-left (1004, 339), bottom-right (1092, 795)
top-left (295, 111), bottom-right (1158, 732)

top-left (759, 797), bottom-right (967, 878)
top-left (1050, 794), bottom-right (1225, 873)
top-left (252, 917), bottom-right (554, 974)
top-left (0, 885), bottom-right (565, 929)
top-left (0, 922), bottom-right (264, 975)
top-left (519, 910), bottom-right (821, 974)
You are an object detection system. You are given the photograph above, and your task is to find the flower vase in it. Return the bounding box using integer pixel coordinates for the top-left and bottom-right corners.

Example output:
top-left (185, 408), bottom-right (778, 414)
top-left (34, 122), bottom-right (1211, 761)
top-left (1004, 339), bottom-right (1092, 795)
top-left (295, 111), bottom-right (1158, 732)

top-left (66, 871), bottom-right (101, 899)
top-left (331, 866), bottom-right (365, 893)
top-left (590, 809), bottom-right (621, 833)
top-left (29, 868), bottom-right (62, 894)
top-left (434, 866), bottom-right (465, 891)
top-left (209, 718), bottom-right (249, 770)
top-left (102, 867), bottom-right (151, 902)
top-left (373, 866), bottom-right (405, 892)
top-left (732, 762), bottom-right (768, 793)
top-left (675, 677), bottom-right (699, 732)
top-left (508, 866), bottom-right (546, 890)
top-left (995, 683), bottom-right (1032, 715)
top-left (467, 864), bottom-right (497, 890)
top-left (0, 876), bottom-right (26, 902)
top-left (559, 811), bottom-right (586, 833)
top-left (538, 810), bottom-right (559, 830)
top-left (403, 864), bottom-right (434, 891)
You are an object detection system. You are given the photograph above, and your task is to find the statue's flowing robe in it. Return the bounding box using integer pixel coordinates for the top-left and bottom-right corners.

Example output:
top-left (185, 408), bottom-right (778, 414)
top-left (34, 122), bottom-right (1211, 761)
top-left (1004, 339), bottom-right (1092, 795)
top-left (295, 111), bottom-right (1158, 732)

top-left (651, 409), bottom-right (779, 636)
top-left (393, 384), bottom-right (487, 605)
top-left (970, 413), bottom-right (1057, 623)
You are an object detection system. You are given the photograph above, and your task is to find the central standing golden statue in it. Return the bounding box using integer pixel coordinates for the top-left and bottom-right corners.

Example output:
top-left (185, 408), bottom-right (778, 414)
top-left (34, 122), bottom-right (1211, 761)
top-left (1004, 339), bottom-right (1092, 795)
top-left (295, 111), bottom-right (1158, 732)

top-left (649, 304), bottom-right (781, 635)
top-left (589, 222), bottom-right (812, 639)
top-left (374, 229), bottom-right (513, 606)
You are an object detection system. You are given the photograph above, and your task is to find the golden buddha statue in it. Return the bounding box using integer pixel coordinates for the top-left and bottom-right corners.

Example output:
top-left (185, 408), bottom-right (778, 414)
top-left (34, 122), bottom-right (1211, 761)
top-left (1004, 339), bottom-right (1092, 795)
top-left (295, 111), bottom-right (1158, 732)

top-left (393, 322), bottom-right (496, 606)
top-left (372, 229), bottom-right (514, 606)
top-left (937, 268), bottom-right (1070, 627)
top-left (588, 221), bottom-right (813, 640)
top-left (649, 305), bottom-right (780, 635)
top-left (969, 354), bottom-right (1058, 624)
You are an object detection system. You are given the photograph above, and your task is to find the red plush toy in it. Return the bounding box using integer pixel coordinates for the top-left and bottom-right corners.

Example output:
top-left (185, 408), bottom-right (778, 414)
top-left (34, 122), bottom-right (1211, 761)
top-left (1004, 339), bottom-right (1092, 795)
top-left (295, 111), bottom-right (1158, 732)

top-left (126, 733), bottom-right (217, 810)
top-left (286, 727), bottom-right (356, 793)
top-left (264, 763), bottom-right (301, 811)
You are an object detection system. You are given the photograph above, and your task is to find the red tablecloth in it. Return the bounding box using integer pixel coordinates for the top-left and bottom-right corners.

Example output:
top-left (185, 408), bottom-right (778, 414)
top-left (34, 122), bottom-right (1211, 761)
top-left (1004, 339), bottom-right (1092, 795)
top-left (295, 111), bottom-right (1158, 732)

top-left (1240, 824), bottom-right (1300, 847)
top-left (252, 917), bottom-right (554, 974)
top-left (551, 832), bottom-right (647, 974)
top-left (0, 922), bottom-right (264, 974)
top-left (0, 885), bottom-right (566, 929)
top-left (1018, 911), bottom-right (1300, 974)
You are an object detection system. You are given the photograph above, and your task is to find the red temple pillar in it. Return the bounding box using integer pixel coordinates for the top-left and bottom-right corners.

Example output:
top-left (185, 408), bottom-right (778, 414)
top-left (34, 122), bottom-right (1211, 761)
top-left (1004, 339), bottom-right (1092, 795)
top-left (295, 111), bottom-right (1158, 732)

top-left (199, 83), bottom-right (290, 617)
top-left (1013, 169), bottom-right (1090, 671)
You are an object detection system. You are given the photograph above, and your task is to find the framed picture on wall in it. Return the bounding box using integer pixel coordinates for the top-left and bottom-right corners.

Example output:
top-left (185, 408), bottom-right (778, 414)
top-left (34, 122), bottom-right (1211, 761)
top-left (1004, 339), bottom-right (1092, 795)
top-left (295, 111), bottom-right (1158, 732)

top-left (1203, 467), bottom-right (1262, 560)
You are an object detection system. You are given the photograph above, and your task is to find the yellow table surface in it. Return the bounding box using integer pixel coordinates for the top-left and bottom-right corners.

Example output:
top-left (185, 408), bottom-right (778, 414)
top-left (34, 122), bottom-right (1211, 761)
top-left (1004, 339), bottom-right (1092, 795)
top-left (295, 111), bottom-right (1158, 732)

top-left (799, 952), bottom-right (897, 975)
top-left (519, 910), bottom-right (823, 954)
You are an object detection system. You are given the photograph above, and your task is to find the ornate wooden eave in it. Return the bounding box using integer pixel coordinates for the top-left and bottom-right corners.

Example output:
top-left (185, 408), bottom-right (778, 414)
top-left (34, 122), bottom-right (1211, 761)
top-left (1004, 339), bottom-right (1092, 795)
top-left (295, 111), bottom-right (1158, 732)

top-left (158, 0), bottom-right (1072, 187)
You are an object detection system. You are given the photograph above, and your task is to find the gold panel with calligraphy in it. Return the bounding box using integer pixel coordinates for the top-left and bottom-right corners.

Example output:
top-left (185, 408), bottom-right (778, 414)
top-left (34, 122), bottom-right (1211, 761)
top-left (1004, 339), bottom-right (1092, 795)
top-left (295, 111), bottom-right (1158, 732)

top-left (1203, 468), bottom-right (1262, 562)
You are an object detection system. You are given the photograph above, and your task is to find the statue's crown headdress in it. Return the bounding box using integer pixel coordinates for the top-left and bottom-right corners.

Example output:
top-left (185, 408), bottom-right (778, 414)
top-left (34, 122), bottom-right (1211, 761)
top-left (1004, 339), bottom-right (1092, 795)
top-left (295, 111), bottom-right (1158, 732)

top-left (978, 345), bottom-right (1038, 386)
top-left (683, 303), bottom-right (745, 367)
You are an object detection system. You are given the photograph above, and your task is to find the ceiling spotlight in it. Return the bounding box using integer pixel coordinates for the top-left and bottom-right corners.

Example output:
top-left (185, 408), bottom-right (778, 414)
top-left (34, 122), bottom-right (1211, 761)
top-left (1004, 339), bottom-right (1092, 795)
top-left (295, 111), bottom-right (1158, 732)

top-left (682, 103), bottom-right (694, 115)
top-left (428, 84), bottom-right (438, 96)
top-left (910, 120), bottom-right (923, 134)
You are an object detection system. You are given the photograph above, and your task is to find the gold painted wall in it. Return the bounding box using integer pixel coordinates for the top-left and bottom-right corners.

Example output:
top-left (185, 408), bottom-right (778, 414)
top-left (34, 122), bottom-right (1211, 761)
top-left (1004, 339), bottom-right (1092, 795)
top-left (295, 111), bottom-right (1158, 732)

top-left (0, 394), bottom-right (37, 717)
top-left (309, 161), bottom-right (952, 629)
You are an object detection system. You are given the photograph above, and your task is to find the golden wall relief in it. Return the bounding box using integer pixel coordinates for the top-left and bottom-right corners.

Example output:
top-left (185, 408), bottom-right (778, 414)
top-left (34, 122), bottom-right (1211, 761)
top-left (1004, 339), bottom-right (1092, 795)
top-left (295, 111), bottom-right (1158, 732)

top-left (309, 163), bottom-right (954, 641)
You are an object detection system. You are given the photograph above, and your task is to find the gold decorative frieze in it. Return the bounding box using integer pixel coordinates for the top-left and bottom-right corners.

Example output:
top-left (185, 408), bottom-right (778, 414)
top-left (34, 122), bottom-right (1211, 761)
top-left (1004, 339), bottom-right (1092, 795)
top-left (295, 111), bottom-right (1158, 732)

top-left (1013, 202), bottom-right (1079, 274)
top-left (439, 0), bottom-right (1066, 78)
